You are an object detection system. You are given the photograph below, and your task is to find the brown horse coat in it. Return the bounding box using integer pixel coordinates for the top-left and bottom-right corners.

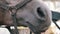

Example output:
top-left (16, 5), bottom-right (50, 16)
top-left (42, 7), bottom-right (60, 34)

top-left (0, 0), bottom-right (52, 33)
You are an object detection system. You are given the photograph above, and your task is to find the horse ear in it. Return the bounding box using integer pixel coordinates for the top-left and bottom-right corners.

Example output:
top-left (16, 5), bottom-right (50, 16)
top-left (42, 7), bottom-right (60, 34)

top-left (36, 7), bottom-right (46, 21)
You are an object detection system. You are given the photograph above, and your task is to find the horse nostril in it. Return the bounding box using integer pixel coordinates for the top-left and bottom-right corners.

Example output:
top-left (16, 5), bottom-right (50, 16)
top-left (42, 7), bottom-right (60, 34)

top-left (37, 7), bottom-right (45, 17)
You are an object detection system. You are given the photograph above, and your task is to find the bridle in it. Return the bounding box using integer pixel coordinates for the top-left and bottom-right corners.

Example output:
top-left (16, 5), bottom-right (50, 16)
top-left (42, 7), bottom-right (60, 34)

top-left (0, 0), bottom-right (32, 34)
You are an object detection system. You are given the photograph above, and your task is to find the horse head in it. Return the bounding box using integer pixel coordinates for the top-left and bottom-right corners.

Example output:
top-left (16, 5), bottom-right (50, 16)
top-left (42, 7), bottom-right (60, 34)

top-left (0, 0), bottom-right (52, 34)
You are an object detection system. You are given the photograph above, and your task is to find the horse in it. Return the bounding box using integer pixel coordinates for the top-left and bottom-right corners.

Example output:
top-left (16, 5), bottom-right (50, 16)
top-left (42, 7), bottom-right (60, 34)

top-left (0, 0), bottom-right (52, 34)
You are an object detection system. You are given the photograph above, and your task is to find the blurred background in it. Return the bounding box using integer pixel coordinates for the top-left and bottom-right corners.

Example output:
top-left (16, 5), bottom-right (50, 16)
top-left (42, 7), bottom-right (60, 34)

top-left (42, 0), bottom-right (60, 34)
top-left (0, 0), bottom-right (60, 34)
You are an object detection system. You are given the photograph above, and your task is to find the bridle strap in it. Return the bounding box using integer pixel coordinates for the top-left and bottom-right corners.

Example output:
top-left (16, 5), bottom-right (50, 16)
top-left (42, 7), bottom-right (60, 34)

top-left (0, 2), bottom-right (9, 10)
top-left (9, 0), bottom-right (32, 34)
top-left (10, 9), bottom-right (19, 34)
top-left (15, 0), bottom-right (32, 10)
top-left (0, 0), bottom-right (32, 10)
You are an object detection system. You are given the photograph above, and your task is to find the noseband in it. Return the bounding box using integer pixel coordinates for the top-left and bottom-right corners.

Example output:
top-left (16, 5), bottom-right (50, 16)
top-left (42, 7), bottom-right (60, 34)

top-left (0, 0), bottom-right (32, 34)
